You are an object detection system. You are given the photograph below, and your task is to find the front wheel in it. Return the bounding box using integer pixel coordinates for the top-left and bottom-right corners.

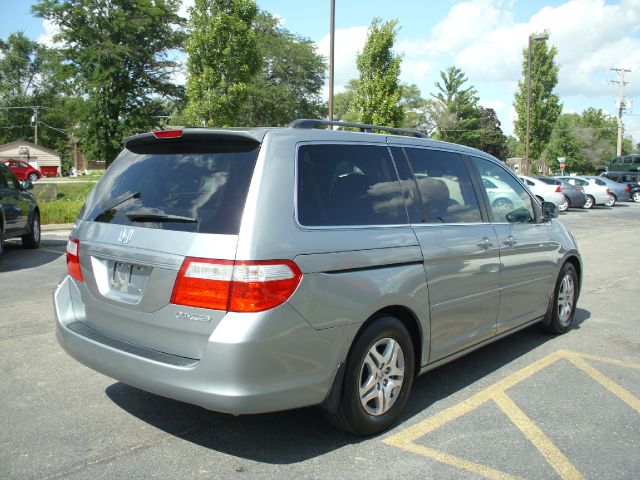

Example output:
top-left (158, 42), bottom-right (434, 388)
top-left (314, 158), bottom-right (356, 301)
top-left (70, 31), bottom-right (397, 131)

top-left (582, 195), bottom-right (594, 209)
top-left (541, 263), bottom-right (578, 334)
top-left (28, 172), bottom-right (39, 182)
top-left (605, 194), bottom-right (616, 207)
top-left (632, 191), bottom-right (640, 203)
top-left (327, 316), bottom-right (415, 436)
top-left (21, 211), bottom-right (41, 249)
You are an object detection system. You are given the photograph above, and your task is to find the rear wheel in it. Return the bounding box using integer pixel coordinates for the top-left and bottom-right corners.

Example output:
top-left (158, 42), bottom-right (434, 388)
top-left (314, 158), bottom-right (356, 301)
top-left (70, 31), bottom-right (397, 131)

top-left (605, 194), bottom-right (616, 207)
top-left (21, 211), bottom-right (40, 249)
top-left (28, 172), bottom-right (39, 182)
top-left (632, 191), bottom-right (640, 203)
top-left (327, 316), bottom-right (414, 436)
top-left (582, 195), bottom-right (594, 209)
top-left (558, 196), bottom-right (569, 212)
top-left (541, 263), bottom-right (578, 334)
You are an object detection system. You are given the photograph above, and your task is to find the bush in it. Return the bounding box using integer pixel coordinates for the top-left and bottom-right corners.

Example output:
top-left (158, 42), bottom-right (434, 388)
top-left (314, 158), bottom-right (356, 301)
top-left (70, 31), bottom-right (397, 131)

top-left (35, 181), bottom-right (95, 224)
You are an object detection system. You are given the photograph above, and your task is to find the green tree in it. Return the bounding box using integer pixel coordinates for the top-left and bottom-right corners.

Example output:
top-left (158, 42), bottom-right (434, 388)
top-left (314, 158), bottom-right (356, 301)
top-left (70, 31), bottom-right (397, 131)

top-left (513, 34), bottom-right (562, 161)
top-left (543, 114), bottom-right (588, 173)
top-left (33, 0), bottom-right (186, 166)
top-left (506, 135), bottom-right (524, 158)
top-left (236, 11), bottom-right (325, 126)
top-left (478, 107), bottom-right (508, 160)
top-left (0, 32), bottom-right (75, 152)
top-left (352, 18), bottom-right (403, 127)
top-left (332, 79), bottom-right (359, 123)
top-left (400, 83), bottom-right (434, 133)
top-left (183, 0), bottom-right (260, 127)
top-left (430, 66), bottom-right (483, 148)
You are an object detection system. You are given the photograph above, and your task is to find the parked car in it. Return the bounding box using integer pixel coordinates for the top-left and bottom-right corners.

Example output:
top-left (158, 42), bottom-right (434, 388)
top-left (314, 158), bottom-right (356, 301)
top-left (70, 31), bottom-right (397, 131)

top-left (518, 175), bottom-right (565, 209)
top-left (536, 176), bottom-right (586, 211)
top-left (2, 159), bottom-right (42, 182)
top-left (579, 176), bottom-right (630, 205)
top-left (608, 154), bottom-right (640, 172)
top-left (555, 176), bottom-right (612, 209)
top-left (600, 172), bottom-right (640, 203)
top-left (0, 162), bottom-right (41, 259)
top-left (53, 120), bottom-right (581, 435)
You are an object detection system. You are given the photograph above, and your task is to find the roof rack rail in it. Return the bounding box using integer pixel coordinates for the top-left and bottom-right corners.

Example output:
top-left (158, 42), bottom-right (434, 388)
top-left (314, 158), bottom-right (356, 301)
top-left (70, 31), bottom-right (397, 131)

top-left (287, 119), bottom-right (429, 139)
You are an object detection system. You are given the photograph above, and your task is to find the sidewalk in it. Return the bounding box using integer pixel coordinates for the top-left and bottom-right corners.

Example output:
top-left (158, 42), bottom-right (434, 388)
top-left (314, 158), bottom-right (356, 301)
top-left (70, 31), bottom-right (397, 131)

top-left (41, 223), bottom-right (74, 247)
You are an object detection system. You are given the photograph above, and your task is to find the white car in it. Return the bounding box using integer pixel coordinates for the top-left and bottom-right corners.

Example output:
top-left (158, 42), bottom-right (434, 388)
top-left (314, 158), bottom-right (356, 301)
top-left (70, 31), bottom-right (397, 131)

top-left (556, 176), bottom-right (612, 208)
top-left (519, 175), bottom-right (565, 208)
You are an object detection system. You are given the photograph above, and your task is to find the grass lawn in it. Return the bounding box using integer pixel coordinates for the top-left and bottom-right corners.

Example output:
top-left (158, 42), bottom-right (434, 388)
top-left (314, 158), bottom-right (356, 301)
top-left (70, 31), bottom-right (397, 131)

top-left (34, 181), bottom-right (96, 224)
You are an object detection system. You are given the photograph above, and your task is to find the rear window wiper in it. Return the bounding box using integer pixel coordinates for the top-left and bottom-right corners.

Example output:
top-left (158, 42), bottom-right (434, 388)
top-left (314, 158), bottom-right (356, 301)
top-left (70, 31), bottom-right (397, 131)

top-left (94, 192), bottom-right (141, 222)
top-left (126, 212), bottom-right (198, 223)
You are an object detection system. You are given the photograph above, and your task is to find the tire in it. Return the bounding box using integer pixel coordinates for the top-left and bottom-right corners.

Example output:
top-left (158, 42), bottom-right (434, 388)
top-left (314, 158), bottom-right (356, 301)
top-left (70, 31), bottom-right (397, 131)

top-left (582, 195), bottom-right (594, 209)
top-left (605, 194), bottom-right (616, 207)
top-left (0, 227), bottom-right (4, 261)
top-left (21, 210), bottom-right (41, 249)
top-left (633, 191), bottom-right (640, 203)
top-left (327, 316), bottom-right (415, 436)
top-left (558, 196), bottom-right (569, 212)
top-left (541, 263), bottom-right (578, 334)
top-left (28, 172), bottom-right (39, 182)
top-left (492, 198), bottom-right (514, 210)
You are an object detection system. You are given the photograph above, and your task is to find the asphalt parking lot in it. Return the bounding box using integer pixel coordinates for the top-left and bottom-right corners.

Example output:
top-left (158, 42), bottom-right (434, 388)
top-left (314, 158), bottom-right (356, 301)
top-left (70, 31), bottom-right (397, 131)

top-left (1, 203), bottom-right (639, 480)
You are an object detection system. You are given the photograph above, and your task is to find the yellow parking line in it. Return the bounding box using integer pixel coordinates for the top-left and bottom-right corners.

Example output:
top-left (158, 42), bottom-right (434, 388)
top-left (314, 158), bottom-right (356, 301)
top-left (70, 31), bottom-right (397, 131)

top-left (384, 349), bottom-right (639, 479)
top-left (493, 391), bottom-right (584, 480)
top-left (568, 355), bottom-right (640, 413)
top-left (395, 442), bottom-right (522, 480)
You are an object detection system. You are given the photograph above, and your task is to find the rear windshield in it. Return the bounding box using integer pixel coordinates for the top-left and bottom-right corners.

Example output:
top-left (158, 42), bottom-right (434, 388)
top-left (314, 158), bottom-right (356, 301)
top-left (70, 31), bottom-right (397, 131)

top-left (80, 142), bottom-right (259, 235)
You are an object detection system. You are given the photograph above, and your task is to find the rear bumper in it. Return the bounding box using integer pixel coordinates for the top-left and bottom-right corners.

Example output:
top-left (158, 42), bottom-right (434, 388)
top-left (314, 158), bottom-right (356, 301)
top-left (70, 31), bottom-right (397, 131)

top-left (54, 275), bottom-right (355, 414)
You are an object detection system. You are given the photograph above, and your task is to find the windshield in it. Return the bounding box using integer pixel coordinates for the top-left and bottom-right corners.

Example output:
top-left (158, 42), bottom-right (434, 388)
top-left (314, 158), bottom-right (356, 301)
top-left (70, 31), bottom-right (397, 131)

top-left (81, 143), bottom-right (259, 235)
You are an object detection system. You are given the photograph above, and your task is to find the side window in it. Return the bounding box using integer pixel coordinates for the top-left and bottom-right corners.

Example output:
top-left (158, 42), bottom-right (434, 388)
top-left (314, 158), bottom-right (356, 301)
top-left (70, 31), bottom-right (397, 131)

top-left (473, 158), bottom-right (535, 223)
top-left (4, 169), bottom-right (20, 189)
top-left (404, 148), bottom-right (481, 224)
top-left (0, 168), bottom-right (8, 188)
top-left (297, 144), bottom-right (407, 226)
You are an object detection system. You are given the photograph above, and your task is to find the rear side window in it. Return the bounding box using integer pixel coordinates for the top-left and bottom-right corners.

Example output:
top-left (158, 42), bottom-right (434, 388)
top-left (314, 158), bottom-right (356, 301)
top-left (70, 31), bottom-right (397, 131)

top-left (404, 148), bottom-right (482, 224)
top-left (297, 144), bottom-right (407, 226)
top-left (81, 142), bottom-right (259, 235)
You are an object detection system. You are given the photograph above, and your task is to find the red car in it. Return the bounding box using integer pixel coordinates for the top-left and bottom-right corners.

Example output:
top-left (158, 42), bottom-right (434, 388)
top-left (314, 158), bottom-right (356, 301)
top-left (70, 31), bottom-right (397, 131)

top-left (2, 159), bottom-right (41, 182)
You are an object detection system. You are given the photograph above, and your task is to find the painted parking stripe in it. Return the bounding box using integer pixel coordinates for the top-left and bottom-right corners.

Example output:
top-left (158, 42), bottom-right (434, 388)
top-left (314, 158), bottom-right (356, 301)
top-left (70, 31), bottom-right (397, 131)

top-left (384, 350), bottom-right (640, 479)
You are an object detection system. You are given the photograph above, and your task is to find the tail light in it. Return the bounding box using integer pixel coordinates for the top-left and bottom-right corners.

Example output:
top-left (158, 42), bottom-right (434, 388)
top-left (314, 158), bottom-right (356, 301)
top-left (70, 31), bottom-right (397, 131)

top-left (66, 237), bottom-right (83, 282)
top-left (606, 188), bottom-right (611, 195)
top-left (171, 258), bottom-right (302, 313)
top-left (555, 186), bottom-right (562, 193)
top-left (576, 187), bottom-right (584, 192)
top-left (625, 185), bottom-right (629, 192)
top-left (153, 129), bottom-right (183, 139)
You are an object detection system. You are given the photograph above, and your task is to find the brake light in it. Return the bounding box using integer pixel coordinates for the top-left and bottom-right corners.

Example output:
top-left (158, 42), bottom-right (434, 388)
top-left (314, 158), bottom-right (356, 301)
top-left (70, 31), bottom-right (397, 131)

top-left (606, 188), bottom-right (611, 195)
top-left (555, 186), bottom-right (562, 193)
top-left (153, 129), bottom-right (183, 139)
top-left (625, 185), bottom-right (629, 192)
top-left (171, 258), bottom-right (302, 312)
top-left (66, 237), bottom-right (83, 282)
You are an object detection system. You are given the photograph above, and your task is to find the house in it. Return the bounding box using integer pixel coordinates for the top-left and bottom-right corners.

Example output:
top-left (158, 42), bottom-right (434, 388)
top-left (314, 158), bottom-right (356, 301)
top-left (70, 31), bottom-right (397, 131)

top-left (0, 140), bottom-right (61, 177)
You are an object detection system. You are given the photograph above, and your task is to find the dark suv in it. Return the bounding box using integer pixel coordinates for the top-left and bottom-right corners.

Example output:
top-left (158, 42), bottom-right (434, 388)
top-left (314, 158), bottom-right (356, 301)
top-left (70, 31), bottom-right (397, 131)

top-left (0, 162), bottom-right (41, 259)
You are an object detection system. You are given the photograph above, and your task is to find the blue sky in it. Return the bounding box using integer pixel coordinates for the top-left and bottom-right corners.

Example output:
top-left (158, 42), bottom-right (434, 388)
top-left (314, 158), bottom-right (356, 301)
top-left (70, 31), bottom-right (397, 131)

top-left (3, 0), bottom-right (640, 145)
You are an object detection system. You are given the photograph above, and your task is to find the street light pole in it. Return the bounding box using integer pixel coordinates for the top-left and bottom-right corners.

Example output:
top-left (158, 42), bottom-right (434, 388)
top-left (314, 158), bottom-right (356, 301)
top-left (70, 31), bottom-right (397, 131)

top-left (328, 0), bottom-right (335, 122)
top-left (525, 33), bottom-right (548, 175)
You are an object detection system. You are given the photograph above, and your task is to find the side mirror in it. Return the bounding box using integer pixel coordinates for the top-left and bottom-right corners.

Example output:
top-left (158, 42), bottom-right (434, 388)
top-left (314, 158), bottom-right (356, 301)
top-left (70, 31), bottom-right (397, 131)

top-left (20, 180), bottom-right (33, 190)
top-left (542, 201), bottom-right (557, 221)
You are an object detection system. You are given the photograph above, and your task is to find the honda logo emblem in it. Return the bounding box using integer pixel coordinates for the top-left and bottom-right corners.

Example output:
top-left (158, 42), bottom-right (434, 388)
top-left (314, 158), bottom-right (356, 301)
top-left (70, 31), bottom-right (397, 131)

top-left (118, 227), bottom-right (134, 244)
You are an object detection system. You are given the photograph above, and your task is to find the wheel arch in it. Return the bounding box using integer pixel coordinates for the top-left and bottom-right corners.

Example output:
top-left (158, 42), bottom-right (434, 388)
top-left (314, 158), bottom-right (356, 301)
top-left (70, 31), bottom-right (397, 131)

top-left (563, 255), bottom-right (582, 298)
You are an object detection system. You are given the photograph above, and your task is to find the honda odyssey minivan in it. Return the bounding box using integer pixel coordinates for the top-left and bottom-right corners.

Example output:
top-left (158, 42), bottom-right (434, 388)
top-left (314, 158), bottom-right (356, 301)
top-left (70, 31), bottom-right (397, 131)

top-left (54, 120), bottom-right (581, 435)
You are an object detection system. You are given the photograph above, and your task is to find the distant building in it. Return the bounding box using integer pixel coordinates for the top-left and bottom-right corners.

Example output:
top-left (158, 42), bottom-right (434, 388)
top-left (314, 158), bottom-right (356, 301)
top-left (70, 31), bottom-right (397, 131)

top-left (0, 140), bottom-right (61, 177)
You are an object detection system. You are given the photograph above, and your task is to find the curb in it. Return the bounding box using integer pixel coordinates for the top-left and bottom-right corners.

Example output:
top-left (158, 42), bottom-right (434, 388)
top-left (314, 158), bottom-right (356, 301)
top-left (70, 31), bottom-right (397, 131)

top-left (42, 223), bottom-right (75, 232)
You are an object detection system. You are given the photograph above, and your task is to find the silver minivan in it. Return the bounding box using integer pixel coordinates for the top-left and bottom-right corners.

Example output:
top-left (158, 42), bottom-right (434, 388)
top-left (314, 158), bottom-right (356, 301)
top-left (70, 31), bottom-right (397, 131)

top-left (54, 120), bottom-right (581, 435)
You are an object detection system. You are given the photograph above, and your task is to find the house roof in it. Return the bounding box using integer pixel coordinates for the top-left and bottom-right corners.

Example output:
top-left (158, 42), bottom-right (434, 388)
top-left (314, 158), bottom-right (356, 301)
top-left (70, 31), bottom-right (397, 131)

top-left (0, 140), bottom-right (60, 158)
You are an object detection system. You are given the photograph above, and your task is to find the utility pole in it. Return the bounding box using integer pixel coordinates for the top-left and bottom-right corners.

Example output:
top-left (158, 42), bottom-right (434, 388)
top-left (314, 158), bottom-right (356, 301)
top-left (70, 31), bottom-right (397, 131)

top-left (610, 67), bottom-right (631, 157)
top-left (33, 106), bottom-right (40, 145)
top-left (328, 0), bottom-right (335, 122)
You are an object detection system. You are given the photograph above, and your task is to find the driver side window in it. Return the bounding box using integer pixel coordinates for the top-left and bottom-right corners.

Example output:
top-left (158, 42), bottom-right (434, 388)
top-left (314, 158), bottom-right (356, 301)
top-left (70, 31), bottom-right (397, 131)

top-left (472, 158), bottom-right (535, 223)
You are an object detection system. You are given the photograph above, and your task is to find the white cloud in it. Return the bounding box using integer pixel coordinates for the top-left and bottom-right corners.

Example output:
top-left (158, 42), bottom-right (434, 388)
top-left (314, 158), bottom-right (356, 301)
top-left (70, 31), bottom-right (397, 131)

top-left (316, 25), bottom-right (369, 91)
top-left (37, 19), bottom-right (61, 47)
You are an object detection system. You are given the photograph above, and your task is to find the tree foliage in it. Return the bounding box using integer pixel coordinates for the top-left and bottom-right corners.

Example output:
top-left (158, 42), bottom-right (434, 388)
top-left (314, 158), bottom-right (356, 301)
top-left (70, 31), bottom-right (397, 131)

top-left (430, 66), bottom-right (483, 148)
top-left (0, 32), bottom-right (76, 154)
top-left (236, 11), bottom-right (325, 126)
top-left (478, 107), bottom-right (508, 160)
top-left (513, 34), bottom-right (562, 161)
top-left (183, 0), bottom-right (260, 127)
top-left (33, 0), bottom-right (186, 166)
top-left (352, 18), bottom-right (403, 127)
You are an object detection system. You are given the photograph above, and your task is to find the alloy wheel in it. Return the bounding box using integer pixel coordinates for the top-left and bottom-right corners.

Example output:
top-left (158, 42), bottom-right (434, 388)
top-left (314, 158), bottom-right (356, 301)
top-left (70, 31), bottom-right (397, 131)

top-left (359, 338), bottom-right (405, 416)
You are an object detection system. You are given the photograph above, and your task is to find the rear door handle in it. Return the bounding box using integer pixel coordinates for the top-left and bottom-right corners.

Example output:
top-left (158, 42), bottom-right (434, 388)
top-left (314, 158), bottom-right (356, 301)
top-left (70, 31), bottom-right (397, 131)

top-left (503, 236), bottom-right (518, 247)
